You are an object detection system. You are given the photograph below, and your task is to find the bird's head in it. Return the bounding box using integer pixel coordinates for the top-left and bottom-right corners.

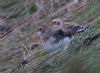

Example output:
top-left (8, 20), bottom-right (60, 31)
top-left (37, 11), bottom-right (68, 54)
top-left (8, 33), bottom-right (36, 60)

top-left (35, 25), bottom-right (48, 35)
top-left (35, 25), bottom-right (51, 41)
top-left (50, 19), bottom-right (64, 31)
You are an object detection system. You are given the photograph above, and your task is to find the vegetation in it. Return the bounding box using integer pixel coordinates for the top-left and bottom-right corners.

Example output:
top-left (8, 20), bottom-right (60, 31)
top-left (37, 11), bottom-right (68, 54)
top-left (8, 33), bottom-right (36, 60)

top-left (0, 0), bottom-right (100, 73)
top-left (28, 3), bottom-right (37, 14)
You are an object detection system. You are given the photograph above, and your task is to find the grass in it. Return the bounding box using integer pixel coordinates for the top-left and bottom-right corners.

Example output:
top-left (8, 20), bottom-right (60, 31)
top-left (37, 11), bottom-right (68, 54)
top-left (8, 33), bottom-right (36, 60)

top-left (0, 0), bottom-right (100, 73)
top-left (28, 2), bottom-right (37, 14)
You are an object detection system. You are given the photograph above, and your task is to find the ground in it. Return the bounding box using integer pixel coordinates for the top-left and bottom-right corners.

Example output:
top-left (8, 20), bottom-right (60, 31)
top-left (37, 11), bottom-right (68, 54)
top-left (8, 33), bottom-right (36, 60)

top-left (0, 0), bottom-right (100, 73)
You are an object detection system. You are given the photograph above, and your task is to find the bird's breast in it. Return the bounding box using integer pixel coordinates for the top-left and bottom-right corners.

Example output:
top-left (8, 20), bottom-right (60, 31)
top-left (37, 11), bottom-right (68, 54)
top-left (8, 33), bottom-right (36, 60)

top-left (43, 36), bottom-right (72, 52)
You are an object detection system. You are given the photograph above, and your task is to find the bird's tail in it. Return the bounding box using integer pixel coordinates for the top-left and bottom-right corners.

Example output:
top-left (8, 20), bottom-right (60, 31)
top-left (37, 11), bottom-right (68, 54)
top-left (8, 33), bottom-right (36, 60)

top-left (75, 22), bottom-right (92, 33)
top-left (75, 26), bottom-right (88, 33)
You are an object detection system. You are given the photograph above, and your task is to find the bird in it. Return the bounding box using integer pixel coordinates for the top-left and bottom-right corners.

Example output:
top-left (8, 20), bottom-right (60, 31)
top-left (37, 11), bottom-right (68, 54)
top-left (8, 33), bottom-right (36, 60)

top-left (35, 18), bottom-right (92, 52)
top-left (36, 24), bottom-right (74, 52)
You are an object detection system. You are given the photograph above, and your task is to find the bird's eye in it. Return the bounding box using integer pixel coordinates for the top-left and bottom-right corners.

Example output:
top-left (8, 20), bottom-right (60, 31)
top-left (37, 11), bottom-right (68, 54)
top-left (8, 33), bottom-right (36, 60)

top-left (52, 21), bottom-right (60, 25)
top-left (53, 21), bottom-right (57, 24)
top-left (38, 27), bottom-right (42, 31)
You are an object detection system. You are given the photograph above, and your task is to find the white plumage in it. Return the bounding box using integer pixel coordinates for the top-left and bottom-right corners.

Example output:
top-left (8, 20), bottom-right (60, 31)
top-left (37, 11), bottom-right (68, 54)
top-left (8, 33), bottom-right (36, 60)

top-left (43, 36), bottom-right (72, 52)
